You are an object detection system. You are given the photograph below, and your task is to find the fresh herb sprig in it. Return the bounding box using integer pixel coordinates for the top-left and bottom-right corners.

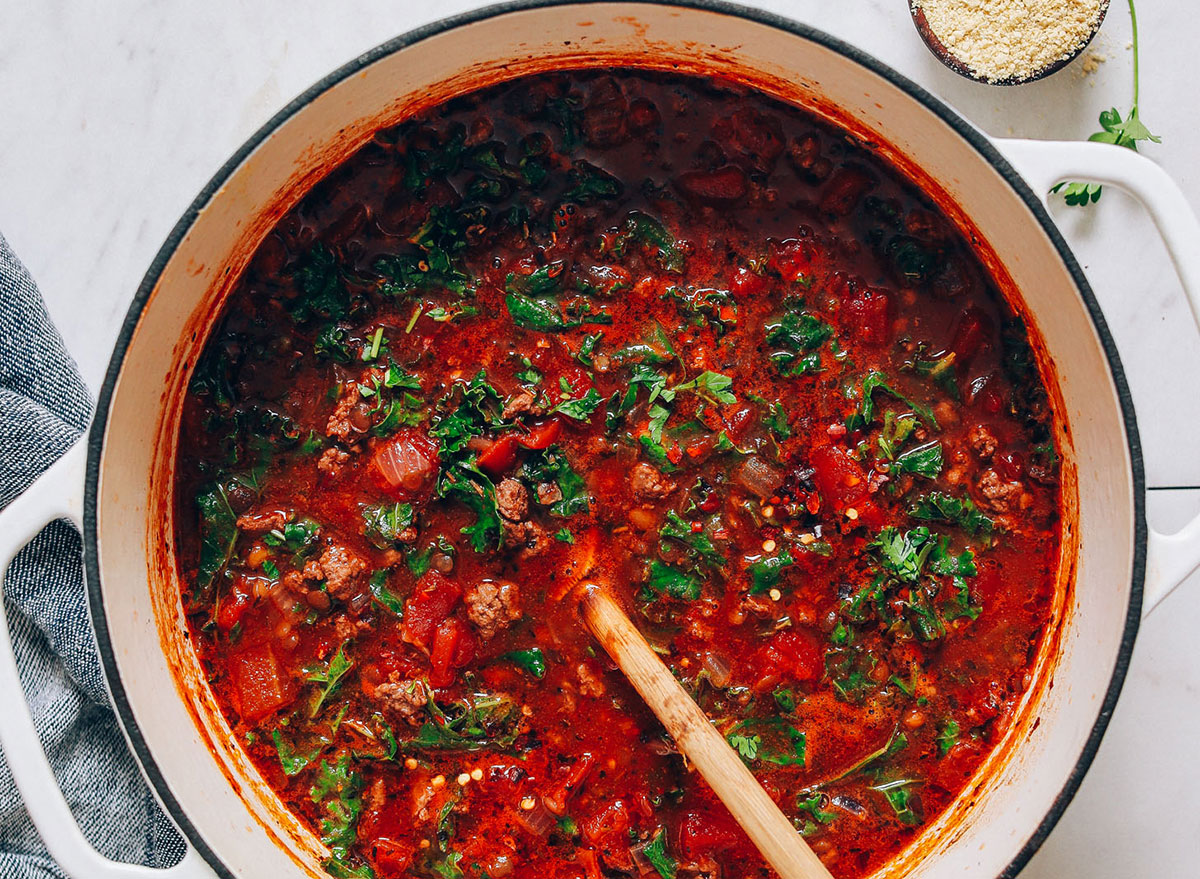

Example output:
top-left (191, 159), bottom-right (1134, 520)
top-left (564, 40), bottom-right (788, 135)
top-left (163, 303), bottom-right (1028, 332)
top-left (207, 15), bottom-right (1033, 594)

top-left (1052, 0), bottom-right (1159, 206)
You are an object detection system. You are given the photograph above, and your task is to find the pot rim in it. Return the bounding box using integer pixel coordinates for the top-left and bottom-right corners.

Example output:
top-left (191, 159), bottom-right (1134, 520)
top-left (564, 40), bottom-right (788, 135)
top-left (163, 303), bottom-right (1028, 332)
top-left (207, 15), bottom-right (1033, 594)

top-left (82, 2), bottom-right (1147, 877)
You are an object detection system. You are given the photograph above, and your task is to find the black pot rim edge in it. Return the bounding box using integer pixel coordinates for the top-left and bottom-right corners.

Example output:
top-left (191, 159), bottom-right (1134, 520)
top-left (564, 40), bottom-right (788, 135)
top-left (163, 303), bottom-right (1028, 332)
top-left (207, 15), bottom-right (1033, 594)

top-left (82, 2), bottom-right (1146, 878)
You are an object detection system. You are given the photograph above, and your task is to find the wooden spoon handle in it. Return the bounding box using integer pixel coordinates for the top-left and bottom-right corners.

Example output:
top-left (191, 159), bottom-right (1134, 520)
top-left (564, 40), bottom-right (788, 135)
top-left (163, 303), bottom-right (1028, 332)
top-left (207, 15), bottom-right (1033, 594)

top-left (578, 584), bottom-right (835, 879)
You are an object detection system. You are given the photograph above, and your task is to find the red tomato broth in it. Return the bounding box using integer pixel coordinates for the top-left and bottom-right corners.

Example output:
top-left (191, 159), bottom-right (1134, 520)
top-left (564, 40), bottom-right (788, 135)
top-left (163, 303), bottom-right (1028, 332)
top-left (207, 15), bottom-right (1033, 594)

top-left (174, 70), bottom-right (1062, 879)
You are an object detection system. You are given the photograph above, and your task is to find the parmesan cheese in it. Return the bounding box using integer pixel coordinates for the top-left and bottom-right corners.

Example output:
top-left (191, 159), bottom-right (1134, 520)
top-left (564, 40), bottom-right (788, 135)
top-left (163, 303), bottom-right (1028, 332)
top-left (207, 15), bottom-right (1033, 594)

top-left (915, 0), bottom-right (1108, 83)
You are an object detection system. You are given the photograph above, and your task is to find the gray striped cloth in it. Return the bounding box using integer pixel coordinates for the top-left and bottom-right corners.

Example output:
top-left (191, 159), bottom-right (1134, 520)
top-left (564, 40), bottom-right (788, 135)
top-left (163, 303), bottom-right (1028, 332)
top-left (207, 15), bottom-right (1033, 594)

top-left (0, 232), bottom-right (185, 877)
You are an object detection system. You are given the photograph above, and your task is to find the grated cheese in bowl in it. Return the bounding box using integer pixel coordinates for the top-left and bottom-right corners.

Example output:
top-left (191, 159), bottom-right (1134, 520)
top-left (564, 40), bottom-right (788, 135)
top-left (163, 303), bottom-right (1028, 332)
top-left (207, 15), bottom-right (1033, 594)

top-left (913, 0), bottom-right (1109, 83)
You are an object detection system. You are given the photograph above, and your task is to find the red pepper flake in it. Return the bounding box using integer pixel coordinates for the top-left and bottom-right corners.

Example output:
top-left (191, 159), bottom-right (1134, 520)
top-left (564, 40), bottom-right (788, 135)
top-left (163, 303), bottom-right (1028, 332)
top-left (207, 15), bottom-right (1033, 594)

top-left (666, 443), bottom-right (683, 465)
top-left (690, 521), bottom-right (704, 533)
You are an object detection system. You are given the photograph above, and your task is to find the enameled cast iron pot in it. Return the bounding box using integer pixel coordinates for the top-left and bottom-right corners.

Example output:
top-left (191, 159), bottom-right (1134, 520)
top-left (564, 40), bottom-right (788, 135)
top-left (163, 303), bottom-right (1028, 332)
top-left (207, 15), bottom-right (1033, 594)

top-left (3, 3), bottom-right (1200, 878)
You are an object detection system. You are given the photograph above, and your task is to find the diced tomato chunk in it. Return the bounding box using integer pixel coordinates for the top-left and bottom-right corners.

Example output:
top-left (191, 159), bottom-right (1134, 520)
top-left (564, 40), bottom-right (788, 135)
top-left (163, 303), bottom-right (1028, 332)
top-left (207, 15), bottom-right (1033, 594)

top-left (476, 434), bottom-right (519, 476)
top-left (810, 444), bottom-right (868, 509)
top-left (768, 238), bottom-right (814, 283)
top-left (581, 798), bottom-right (633, 847)
top-left (372, 428), bottom-right (439, 499)
top-left (950, 305), bottom-right (994, 366)
top-left (517, 418), bottom-right (562, 449)
top-left (677, 809), bottom-right (741, 860)
top-left (216, 575), bottom-right (254, 634)
top-left (730, 266), bottom-right (766, 298)
top-left (402, 571), bottom-right (462, 650)
top-left (675, 165), bottom-right (749, 206)
top-left (369, 838), bottom-right (413, 878)
top-left (430, 617), bottom-right (475, 687)
top-left (229, 642), bottom-right (295, 723)
top-left (722, 404), bottom-right (756, 444)
top-left (819, 165), bottom-right (875, 216)
top-left (576, 849), bottom-right (604, 879)
top-left (810, 445), bottom-right (886, 528)
top-left (754, 629), bottom-right (823, 686)
top-left (841, 288), bottom-right (894, 348)
top-left (729, 108), bottom-right (785, 171)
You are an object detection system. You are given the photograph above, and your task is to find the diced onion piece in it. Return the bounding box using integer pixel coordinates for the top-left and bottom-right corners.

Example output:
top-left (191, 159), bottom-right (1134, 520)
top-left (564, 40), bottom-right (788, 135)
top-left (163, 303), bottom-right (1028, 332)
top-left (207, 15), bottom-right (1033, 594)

top-left (701, 651), bottom-right (733, 688)
top-left (515, 796), bottom-right (555, 838)
top-left (372, 429), bottom-right (439, 497)
top-left (734, 455), bottom-right (783, 499)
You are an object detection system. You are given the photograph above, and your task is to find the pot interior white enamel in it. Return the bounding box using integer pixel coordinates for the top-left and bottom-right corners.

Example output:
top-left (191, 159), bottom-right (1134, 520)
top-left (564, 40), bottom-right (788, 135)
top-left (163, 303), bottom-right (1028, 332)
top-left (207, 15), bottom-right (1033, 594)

top-left (86, 3), bottom-right (1140, 878)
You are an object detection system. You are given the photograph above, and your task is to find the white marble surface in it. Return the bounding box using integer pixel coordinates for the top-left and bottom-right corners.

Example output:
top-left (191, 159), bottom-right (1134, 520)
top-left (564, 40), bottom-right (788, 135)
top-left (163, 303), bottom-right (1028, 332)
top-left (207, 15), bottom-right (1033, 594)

top-left (2, 1), bottom-right (1198, 875)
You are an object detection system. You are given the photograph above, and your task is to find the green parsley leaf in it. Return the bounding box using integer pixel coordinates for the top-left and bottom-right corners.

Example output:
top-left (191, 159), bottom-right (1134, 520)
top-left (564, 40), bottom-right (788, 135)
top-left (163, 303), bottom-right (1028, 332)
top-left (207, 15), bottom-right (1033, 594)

top-left (747, 550), bottom-right (796, 595)
top-left (672, 370), bottom-right (736, 407)
top-left (908, 491), bottom-right (993, 536)
top-left (647, 403), bottom-right (671, 443)
top-left (272, 729), bottom-right (321, 777)
top-left (613, 211), bottom-right (683, 272)
top-left (368, 570), bottom-right (405, 617)
top-left (846, 370), bottom-right (938, 433)
top-left (659, 511), bottom-right (726, 569)
top-left (773, 688), bottom-right (797, 713)
top-left (307, 644), bottom-right (354, 717)
top-left (936, 719), bottom-right (961, 757)
top-left (894, 441), bottom-right (944, 479)
top-left (552, 387), bottom-right (603, 421)
top-left (502, 648), bottom-right (547, 680)
top-left (726, 718), bottom-right (806, 766)
top-left (766, 305), bottom-right (835, 375)
top-left (871, 779), bottom-right (922, 825)
top-left (309, 755), bottom-right (365, 861)
top-left (195, 482), bottom-right (238, 598)
top-left (728, 733), bottom-right (761, 761)
top-left (645, 560), bottom-right (702, 601)
top-left (642, 830), bottom-right (677, 879)
top-left (361, 502), bottom-right (415, 549)
top-left (796, 793), bottom-right (837, 826)
top-left (562, 160), bottom-right (623, 203)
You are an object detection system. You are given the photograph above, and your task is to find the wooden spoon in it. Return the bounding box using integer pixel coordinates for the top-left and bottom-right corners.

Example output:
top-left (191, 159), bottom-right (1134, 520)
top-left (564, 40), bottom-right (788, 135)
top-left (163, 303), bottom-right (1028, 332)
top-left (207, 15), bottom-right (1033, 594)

top-left (576, 583), bottom-right (835, 879)
top-left (909, 0), bottom-right (1109, 85)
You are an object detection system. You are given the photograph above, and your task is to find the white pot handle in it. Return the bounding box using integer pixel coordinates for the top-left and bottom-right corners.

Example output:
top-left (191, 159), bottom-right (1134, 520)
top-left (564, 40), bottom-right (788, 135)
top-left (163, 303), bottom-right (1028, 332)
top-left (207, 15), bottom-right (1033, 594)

top-left (994, 138), bottom-right (1200, 617)
top-left (0, 441), bottom-right (217, 879)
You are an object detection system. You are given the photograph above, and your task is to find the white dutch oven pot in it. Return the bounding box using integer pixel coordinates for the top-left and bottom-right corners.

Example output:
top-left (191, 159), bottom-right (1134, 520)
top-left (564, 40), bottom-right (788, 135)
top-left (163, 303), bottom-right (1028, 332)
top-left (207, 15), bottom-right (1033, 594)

top-left (2, 3), bottom-right (1199, 878)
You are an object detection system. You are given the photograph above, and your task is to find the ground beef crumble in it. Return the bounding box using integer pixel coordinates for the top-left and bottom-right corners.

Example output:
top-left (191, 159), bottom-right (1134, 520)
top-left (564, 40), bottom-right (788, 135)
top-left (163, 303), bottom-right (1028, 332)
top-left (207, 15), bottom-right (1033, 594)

top-left (464, 579), bottom-right (521, 640)
top-left (319, 543), bottom-right (368, 599)
top-left (630, 462), bottom-right (675, 501)
top-left (374, 677), bottom-right (428, 725)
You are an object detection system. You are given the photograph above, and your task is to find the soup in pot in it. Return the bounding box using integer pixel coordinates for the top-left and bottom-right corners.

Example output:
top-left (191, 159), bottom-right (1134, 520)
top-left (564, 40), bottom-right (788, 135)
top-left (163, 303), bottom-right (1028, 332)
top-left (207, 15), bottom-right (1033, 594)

top-left (176, 70), bottom-right (1062, 879)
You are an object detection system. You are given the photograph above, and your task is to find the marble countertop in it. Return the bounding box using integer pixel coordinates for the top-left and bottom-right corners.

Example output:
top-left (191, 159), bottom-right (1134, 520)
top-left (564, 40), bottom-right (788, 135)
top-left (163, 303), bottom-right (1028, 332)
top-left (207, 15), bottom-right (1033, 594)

top-left (2, 1), bottom-right (1197, 875)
